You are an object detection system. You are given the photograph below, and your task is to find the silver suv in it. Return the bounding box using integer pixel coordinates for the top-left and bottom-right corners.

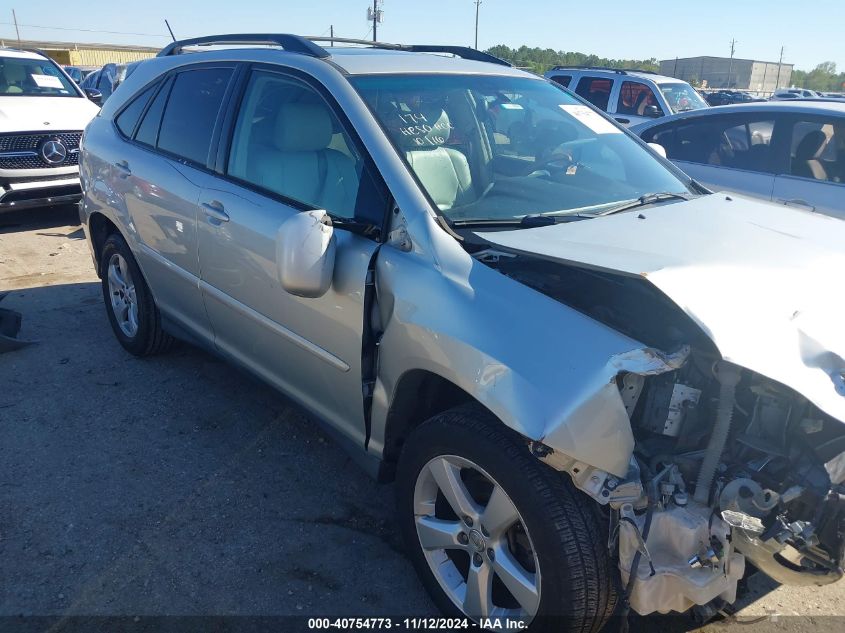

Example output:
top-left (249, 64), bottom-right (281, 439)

top-left (80, 34), bottom-right (845, 630)
top-left (544, 66), bottom-right (708, 127)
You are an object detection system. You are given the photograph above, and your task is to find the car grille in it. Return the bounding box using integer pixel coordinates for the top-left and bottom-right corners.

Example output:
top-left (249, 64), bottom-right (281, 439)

top-left (0, 131), bottom-right (82, 170)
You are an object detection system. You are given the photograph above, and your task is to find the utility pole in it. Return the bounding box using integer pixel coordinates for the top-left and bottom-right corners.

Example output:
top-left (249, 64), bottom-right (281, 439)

top-left (775, 46), bottom-right (784, 90)
top-left (474, 0), bottom-right (482, 50)
top-left (728, 38), bottom-right (736, 88)
top-left (12, 9), bottom-right (21, 46)
top-left (367, 1), bottom-right (383, 42)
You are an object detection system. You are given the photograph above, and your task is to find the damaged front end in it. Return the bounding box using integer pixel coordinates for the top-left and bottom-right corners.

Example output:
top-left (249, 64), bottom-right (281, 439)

top-left (474, 248), bottom-right (845, 616)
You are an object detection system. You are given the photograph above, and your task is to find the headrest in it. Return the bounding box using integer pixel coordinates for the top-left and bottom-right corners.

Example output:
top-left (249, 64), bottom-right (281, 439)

top-left (273, 102), bottom-right (333, 152)
top-left (3, 64), bottom-right (25, 83)
top-left (795, 130), bottom-right (829, 160)
top-left (385, 107), bottom-right (453, 151)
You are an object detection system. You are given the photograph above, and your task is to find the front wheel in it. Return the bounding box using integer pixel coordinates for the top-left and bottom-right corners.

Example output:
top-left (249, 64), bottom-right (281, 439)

top-left (396, 405), bottom-right (617, 632)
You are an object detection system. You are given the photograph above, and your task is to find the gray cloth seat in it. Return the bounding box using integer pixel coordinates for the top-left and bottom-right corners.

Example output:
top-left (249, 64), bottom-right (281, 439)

top-left (247, 102), bottom-right (359, 215)
top-left (389, 108), bottom-right (474, 211)
top-left (792, 130), bottom-right (830, 181)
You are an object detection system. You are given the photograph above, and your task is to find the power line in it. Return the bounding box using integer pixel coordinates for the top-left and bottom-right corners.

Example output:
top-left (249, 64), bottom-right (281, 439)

top-left (0, 20), bottom-right (170, 38)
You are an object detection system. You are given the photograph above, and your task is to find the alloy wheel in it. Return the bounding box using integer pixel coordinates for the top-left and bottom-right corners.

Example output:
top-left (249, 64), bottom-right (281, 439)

top-left (413, 454), bottom-right (541, 623)
top-left (107, 253), bottom-right (139, 338)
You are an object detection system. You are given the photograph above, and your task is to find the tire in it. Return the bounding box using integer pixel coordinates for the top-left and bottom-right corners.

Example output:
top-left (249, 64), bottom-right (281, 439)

top-left (100, 232), bottom-right (174, 356)
top-left (396, 404), bottom-right (618, 633)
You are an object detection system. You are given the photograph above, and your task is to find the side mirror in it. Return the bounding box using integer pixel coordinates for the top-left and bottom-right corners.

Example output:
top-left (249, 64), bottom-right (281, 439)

top-left (643, 104), bottom-right (663, 118)
top-left (84, 88), bottom-right (102, 106)
top-left (277, 210), bottom-right (336, 298)
top-left (647, 142), bottom-right (667, 159)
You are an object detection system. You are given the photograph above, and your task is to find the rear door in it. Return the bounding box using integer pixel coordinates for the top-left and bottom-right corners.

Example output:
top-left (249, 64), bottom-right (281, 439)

top-left (197, 66), bottom-right (390, 446)
top-left (641, 112), bottom-right (782, 199)
top-left (772, 114), bottom-right (845, 219)
top-left (109, 63), bottom-right (237, 341)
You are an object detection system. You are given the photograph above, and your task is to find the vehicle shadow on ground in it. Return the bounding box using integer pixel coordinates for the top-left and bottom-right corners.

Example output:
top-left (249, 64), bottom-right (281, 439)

top-left (0, 280), bottom-right (430, 617)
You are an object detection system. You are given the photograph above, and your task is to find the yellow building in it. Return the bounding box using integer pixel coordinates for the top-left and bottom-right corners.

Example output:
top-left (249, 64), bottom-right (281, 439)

top-left (0, 38), bottom-right (159, 67)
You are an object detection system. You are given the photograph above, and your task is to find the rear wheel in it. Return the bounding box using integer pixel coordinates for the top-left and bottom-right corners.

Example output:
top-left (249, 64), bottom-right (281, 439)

top-left (396, 405), bottom-right (617, 632)
top-left (100, 233), bottom-right (174, 356)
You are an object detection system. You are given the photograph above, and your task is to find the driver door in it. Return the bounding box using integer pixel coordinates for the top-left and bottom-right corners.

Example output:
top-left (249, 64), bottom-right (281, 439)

top-left (197, 67), bottom-right (389, 446)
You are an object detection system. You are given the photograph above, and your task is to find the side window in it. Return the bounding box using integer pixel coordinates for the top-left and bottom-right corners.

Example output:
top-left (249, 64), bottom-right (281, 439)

top-left (114, 83), bottom-right (158, 138)
top-left (617, 81), bottom-right (662, 116)
top-left (134, 77), bottom-right (172, 147)
top-left (157, 67), bottom-right (233, 165)
top-left (789, 119), bottom-right (844, 183)
top-left (574, 76), bottom-right (612, 111)
top-left (227, 70), bottom-right (383, 221)
top-left (641, 124), bottom-right (675, 153)
top-left (549, 75), bottom-right (571, 88)
top-left (667, 117), bottom-right (776, 172)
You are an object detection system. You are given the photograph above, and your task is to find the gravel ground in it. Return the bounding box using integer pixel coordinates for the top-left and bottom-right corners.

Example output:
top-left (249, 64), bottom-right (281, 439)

top-left (1, 205), bottom-right (843, 632)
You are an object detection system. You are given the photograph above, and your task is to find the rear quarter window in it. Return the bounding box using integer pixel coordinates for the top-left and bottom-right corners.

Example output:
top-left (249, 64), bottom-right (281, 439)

top-left (156, 67), bottom-right (233, 165)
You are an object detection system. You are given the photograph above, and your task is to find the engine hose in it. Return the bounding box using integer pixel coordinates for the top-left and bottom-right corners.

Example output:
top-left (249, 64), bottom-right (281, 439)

top-left (693, 362), bottom-right (742, 505)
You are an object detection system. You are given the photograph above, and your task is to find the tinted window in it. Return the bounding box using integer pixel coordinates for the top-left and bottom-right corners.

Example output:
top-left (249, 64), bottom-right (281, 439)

top-left (115, 83), bottom-right (157, 138)
top-left (574, 76), bottom-right (612, 111)
top-left (549, 75), bottom-right (571, 88)
top-left (657, 116), bottom-right (776, 173)
top-left (135, 78), bottom-right (171, 147)
top-left (157, 67), bottom-right (233, 165)
top-left (617, 81), bottom-right (662, 116)
top-left (228, 70), bottom-right (382, 222)
top-left (790, 119), bottom-right (845, 183)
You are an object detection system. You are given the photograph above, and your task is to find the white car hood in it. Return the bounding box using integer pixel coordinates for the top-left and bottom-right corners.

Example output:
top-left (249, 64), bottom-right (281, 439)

top-left (479, 193), bottom-right (845, 423)
top-left (0, 96), bottom-right (99, 133)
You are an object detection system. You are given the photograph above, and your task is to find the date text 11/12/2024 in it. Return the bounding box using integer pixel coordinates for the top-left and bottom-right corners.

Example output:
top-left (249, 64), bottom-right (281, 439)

top-left (307, 617), bottom-right (528, 630)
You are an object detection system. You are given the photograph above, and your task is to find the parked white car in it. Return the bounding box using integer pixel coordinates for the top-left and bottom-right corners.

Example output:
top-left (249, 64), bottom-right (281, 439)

top-left (632, 101), bottom-right (845, 219)
top-left (0, 48), bottom-right (100, 211)
top-left (544, 66), bottom-right (708, 127)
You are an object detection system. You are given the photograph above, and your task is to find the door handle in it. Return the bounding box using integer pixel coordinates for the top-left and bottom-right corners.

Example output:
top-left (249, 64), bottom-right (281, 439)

top-left (114, 160), bottom-right (131, 178)
top-left (778, 198), bottom-right (816, 212)
top-left (614, 117), bottom-right (630, 124)
top-left (201, 200), bottom-right (230, 224)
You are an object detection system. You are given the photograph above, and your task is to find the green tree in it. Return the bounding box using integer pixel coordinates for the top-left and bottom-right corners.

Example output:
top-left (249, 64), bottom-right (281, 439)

top-left (486, 45), bottom-right (658, 75)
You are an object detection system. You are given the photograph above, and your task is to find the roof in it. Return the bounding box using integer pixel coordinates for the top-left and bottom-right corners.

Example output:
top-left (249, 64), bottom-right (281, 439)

top-left (0, 48), bottom-right (49, 60)
top-left (545, 67), bottom-right (680, 84)
top-left (0, 38), bottom-right (160, 53)
top-left (325, 47), bottom-right (527, 76)
top-left (631, 100), bottom-right (845, 132)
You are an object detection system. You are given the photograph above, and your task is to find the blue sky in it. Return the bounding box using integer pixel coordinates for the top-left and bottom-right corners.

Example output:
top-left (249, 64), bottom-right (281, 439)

top-left (2, 1), bottom-right (842, 71)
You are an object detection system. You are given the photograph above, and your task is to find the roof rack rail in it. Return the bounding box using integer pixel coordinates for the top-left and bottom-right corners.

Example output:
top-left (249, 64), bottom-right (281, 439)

top-left (305, 37), bottom-right (512, 67)
top-left (157, 34), bottom-right (330, 58)
top-left (550, 65), bottom-right (656, 75)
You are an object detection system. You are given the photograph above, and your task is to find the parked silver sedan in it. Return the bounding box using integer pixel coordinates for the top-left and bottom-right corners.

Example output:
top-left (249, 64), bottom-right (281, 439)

top-left (632, 101), bottom-right (845, 219)
top-left (79, 34), bottom-right (845, 630)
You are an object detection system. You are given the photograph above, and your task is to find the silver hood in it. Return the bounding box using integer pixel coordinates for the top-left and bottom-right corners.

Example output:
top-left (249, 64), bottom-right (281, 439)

top-left (478, 193), bottom-right (845, 423)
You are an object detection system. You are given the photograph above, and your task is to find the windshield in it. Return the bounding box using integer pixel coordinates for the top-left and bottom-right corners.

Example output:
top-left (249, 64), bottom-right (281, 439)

top-left (659, 83), bottom-right (708, 113)
top-left (352, 74), bottom-right (691, 223)
top-left (0, 56), bottom-right (78, 97)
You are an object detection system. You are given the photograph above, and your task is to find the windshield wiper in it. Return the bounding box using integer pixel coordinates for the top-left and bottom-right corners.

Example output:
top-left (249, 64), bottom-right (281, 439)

top-left (596, 192), bottom-right (692, 217)
top-left (450, 214), bottom-right (590, 229)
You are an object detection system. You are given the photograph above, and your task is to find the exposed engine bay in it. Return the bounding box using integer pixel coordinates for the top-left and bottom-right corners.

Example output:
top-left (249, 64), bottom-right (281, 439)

top-left (473, 246), bottom-right (845, 615)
